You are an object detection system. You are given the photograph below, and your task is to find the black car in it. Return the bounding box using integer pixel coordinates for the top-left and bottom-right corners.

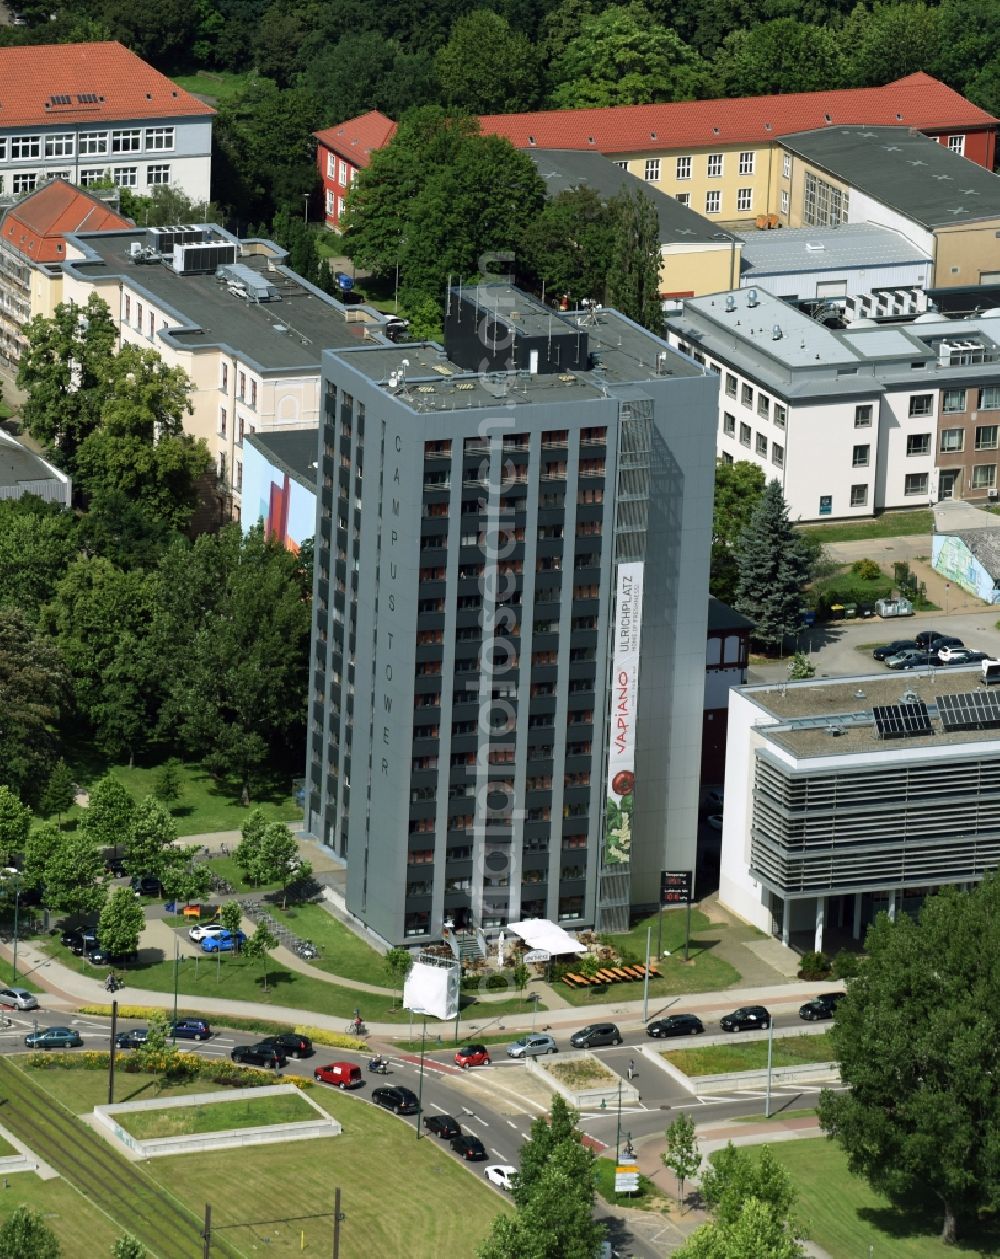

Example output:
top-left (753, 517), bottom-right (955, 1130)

top-left (647, 1014), bottom-right (704, 1038)
top-left (720, 1005), bottom-right (770, 1032)
top-left (451, 1133), bottom-right (487, 1160)
top-left (115, 1028), bottom-right (150, 1049)
top-left (105, 855), bottom-right (127, 876)
top-left (569, 1023), bottom-right (622, 1048)
top-left (169, 1018), bottom-right (212, 1041)
top-left (371, 1086), bottom-right (420, 1115)
top-left (798, 992), bottom-right (845, 1021)
top-left (259, 1032), bottom-right (313, 1060)
top-left (130, 874), bottom-right (162, 897)
top-left (231, 1042), bottom-right (287, 1069)
top-left (424, 1115), bottom-right (462, 1139)
top-left (872, 639), bottom-right (917, 661)
top-left (70, 931), bottom-right (101, 958)
top-left (915, 629), bottom-right (963, 650)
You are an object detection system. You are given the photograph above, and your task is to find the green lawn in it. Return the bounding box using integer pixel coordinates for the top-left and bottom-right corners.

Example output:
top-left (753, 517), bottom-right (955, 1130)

top-left (46, 756), bottom-right (301, 836)
top-left (799, 509), bottom-right (933, 544)
top-left (760, 1139), bottom-right (1000, 1257)
top-left (144, 1085), bottom-right (510, 1258)
top-left (254, 900), bottom-right (387, 984)
top-left (0, 1175), bottom-right (124, 1254)
top-left (28, 1065), bottom-right (212, 1113)
top-left (732, 1107), bottom-right (817, 1123)
top-left (171, 70), bottom-right (252, 101)
top-left (0, 1134), bottom-right (15, 1156)
top-left (117, 1092), bottom-right (314, 1140)
top-left (0, 958), bottom-right (41, 991)
top-left (593, 1157), bottom-right (671, 1213)
top-left (664, 1032), bottom-right (836, 1076)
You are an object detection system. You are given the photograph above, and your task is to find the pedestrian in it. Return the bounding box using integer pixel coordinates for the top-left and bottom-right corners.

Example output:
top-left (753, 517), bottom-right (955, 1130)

top-left (627, 1058), bottom-right (635, 1081)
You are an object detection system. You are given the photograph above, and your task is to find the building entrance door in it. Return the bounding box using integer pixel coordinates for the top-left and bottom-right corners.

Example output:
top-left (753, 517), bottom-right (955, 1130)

top-left (939, 469), bottom-right (960, 499)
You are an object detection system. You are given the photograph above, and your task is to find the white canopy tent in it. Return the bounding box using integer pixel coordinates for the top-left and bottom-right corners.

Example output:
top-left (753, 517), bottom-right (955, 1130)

top-left (507, 918), bottom-right (587, 956)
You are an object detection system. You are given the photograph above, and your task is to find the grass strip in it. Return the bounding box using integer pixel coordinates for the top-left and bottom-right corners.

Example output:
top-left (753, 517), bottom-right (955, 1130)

top-left (664, 1032), bottom-right (836, 1076)
top-left (117, 1092), bottom-right (315, 1140)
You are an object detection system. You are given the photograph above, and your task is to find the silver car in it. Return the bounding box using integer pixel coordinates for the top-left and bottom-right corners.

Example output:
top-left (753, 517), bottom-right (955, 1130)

top-left (506, 1033), bottom-right (558, 1058)
top-left (0, 986), bottom-right (39, 1011)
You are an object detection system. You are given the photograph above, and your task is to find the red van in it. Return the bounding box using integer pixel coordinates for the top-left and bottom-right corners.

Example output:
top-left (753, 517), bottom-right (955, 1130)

top-left (313, 1061), bottom-right (363, 1089)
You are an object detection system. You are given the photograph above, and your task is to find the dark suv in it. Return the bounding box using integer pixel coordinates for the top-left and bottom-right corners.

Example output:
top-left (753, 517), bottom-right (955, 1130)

top-left (231, 1042), bottom-right (287, 1069)
top-left (647, 1014), bottom-right (704, 1038)
top-left (169, 1018), bottom-right (212, 1041)
top-left (569, 1023), bottom-right (622, 1048)
top-left (259, 1032), bottom-right (313, 1059)
top-left (798, 992), bottom-right (845, 1021)
top-left (872, 639), bottom-right (917, 661)
top-left (372, 1085), bottom-right (420, 1115)
top-left (720, 1005), bottom-right (770, 1032)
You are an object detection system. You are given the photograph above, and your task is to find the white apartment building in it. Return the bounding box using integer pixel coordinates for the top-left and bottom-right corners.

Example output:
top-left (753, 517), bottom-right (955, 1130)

top-left (664, 287), bottom-right (1000, 521)
top-left (0, 42), bottom-right (213, 205)
top-left (59, 224), bottom-right (389, 516)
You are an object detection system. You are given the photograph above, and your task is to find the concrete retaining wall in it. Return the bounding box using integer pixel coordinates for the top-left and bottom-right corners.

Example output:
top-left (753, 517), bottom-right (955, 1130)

top-left (527, 1050), bottom-right (640, 1108)
top-left (93, 1084), bottom-right (341, 1159)
top-left (639, 1045), bottom-right (839, 1094)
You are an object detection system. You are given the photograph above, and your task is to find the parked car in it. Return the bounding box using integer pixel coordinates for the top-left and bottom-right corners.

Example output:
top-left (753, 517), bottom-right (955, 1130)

top-left (371, 1085), bottom-right (419, 1115)
top-left (25, 1026), bottom-right (82, 1049)
top-left (169, 1018), bottom-right (212, 1041)
top-left (130, 875), bottom-right (161, 898)
top-left (937, 646), bottom-right (982, 663)
top-left (506, 1034), bottom-right (557, 1059)
top-left (105, 855), bottom-right (127, 876)
top-left (0, 987), bottom-right (38, 1011)
top-left (646, 1014), bottom-right (703, 1038)
top-left (454, 1044), bottom-right (491, 1068)
top-left (720, 1005), bottom-right (770, 1032)
top-left (260, 1032), bottom-right (313, 1059)
top-left (569, 1023), bottom-right (622, 1048)
top-left (200, 929), bottom-right (246, 953)
top-left (69, 931), bottom-right (100, 957)
top-left (899, 653), bottom-right (941, 671)
top-left (115, 1027), bottom-right (150, 1049)
top-left (798, 992), bottom-right (845, 1021)
top-left (484, 1164), bottom-right (518, 1190)
top-left (313, 1061), bottom-right (362, 1089)
top-left (872, 639), bottom-right (917, 661)
top-left (886, 649), bottom-right (933, 670)
top-left (188, 922), bottom-right (225, 943)
top-left (424, 1115), bottom-right (462, 1138)
top-left (931, 635), bottom-right (964, 651)
top-left (451, 1133), bottom-right (487, 1160)
top-left (915, 629), bottom-right (956, 649)
top-left (231, 1042), bottom-right (286, 1069)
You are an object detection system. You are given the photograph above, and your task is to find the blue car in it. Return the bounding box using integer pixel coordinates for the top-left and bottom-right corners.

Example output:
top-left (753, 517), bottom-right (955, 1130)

top-left (200, 929), bottom-right (246, 953)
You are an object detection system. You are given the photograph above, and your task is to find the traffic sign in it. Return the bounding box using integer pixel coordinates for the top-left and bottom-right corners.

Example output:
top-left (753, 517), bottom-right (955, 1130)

top-left (660, 870), bottom-right (692, 906)
top-left (615, 1162), bottom-right (640, 1193)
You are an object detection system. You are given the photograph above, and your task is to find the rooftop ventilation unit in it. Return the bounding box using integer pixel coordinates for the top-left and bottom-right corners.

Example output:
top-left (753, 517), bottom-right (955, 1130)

top-left (216, 262), bottom-right (280, 303)
top-left (147, 225), bottom-right (204, 254)
top-left (747, 289), bottom-right (759, 308)
top-left (129, 240), bottom-right (161, 265)
top-left (724, 295), bottom-right (736, 313)
top-left (173, 240), bottom-right (237, 276)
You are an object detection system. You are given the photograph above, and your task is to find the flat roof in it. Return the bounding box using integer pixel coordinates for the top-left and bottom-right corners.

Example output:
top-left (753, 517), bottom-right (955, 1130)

top-left (528, 149), bottom-right (733, 246)
top-left (327, 285), bottom-right (701, 412)
top-left (738, 223), bottom-right (927, 275)
top-left (743, 669), bottom-right (1000, 757)
top-left (63, 228), bottom-right (384, 374)
top-left (244, 429), bottom-right (319, 491)
top-left (781, 126), bottom-right (1000, 228)
top-left (0, 430), bottom-right (68, 491)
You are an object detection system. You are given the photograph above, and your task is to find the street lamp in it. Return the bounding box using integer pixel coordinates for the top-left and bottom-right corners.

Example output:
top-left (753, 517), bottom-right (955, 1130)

top-left (303, 193), bottom-right (310, 226)
top-left (8, 874), bottom-right (21, 984)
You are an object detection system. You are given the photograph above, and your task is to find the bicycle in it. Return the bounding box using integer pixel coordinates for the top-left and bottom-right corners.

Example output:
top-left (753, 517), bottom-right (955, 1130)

top-left (346, 1022), bottom-right (369, 1038)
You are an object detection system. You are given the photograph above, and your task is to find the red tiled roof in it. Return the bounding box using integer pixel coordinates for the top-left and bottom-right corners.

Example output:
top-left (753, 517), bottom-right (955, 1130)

top-left (314, 111), bottom-right (398, 167)
top-left (2, 179), bottom-right (131, 263)
top-left (0, 41), bottom-right (214, 128)
top-left (479, 73), bottom-right (997, 155)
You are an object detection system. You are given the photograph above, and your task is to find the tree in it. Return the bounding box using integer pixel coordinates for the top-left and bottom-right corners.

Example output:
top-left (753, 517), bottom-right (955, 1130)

top-left (40, 830), bottom-right (107, 917)
top-left (675, 1196), bottom-right (803, 1259)
top-left (819, 875), bottom-right (1000, 1244)
top-left (242, 921), bottom-right (277, 990)
top-left (297, 33), bottom-right (436, 122)
top-left (663, 1112), bottom-right (702, 1208)
top-left (734, 480), bottom-right (813, 652)
top-left (256, 822), bottom-right (311, 908)
top-left (701, 1143), bottom-right (797, 1228)
top-left (385, 946), bottom-right (412, 1005)
top-left (98, 887), bottom-right (145, 962)
top-left (159, 845), bottom-right (213, 905)
top-left (0, 497), bottom-right (78, 623)
top-left (711, 459), bottom-right (766, 603)
top-left (220, 900), bottom-right (243, 938)
top-left (715, 20), bottom-right (846, 96)
top-left (123, 797), bottom-right (178, 882)
top-left (112, 1236), bottom-right (147, 1259)
top-left (17, 293), bottom-right (117, 475)
top-left (605, 188), bottom-right (663, 337)
top-left (39, 760), bottom-right (76, 826)
top-left (234, 807), bottom-right (268, 885)
top-left (0, 608), bottom-right (69, 806)
top-left (548, 4), bottom-right (711, 108)
top-left (0, 786), bottom-right (32, 867)
top-left (153, 759), bottom-right (183, 807)
top-left (134, 1011), bottom-right (184, 1074)
top-left (840, 1), bottom-right (941, 88)
top-left (81, 775), bottom-right (136, 857)
top-left (519, 187), bottom-right (614, 305)
top-left (116, 184), bottom-right (220, 227)
top-left (788, 652), bottom-right (815, 680)
top-left (0, 1205), bottom-right (61, 1258)
top-left (515, 1094), bottom-right (584, 1202)
top-left (435, 11), bottom-right (540, 113)
top-left (21, 823), bottom-right (58, 893)
top-left (512, 960), bottom-right (530, 998)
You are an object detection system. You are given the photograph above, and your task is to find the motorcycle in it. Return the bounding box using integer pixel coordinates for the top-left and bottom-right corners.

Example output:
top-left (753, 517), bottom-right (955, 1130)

top-left (368, 1058), bottom-right (389, 1075)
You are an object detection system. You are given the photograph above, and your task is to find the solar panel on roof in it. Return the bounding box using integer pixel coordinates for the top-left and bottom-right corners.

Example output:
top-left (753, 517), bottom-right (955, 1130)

top-left (873, 701), bottom-right (932, 739)
top-left (76, 93), bottom-right (99, 104)
top-left (936, 691), bottom-right (1000, 732)
top-left (50, 94), bottom-right (71, 105)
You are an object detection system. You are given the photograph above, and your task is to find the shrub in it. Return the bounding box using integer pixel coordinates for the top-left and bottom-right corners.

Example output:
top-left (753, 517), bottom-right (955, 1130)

top-left (831, 949), bottom-right (863, 980)
top-left (292, 1027), bottom-right (368, 1052)
top-left (485, 972), bottom-right (509, 991)
top-left (21, 1050), bottom-right (313, 1090)
top-left (851, 558), bottom-right (882, 581)
top-left (797, 949), bottom-right (832, 980)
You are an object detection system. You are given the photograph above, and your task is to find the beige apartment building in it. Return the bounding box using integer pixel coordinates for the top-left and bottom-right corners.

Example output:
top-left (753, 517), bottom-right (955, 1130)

top-left (59, 224), bottom-right (388, 516)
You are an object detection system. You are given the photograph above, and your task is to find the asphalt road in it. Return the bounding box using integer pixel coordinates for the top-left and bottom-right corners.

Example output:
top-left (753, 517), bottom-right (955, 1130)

top-left (0, 1003), bottom-right (837, 1258)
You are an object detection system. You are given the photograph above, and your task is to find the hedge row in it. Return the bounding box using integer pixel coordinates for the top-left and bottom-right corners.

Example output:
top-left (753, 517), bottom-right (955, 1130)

top-left (22, 1050), bottom-right (314, 1090)
top-left (77, 1006), bottom-right (368, 1053)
